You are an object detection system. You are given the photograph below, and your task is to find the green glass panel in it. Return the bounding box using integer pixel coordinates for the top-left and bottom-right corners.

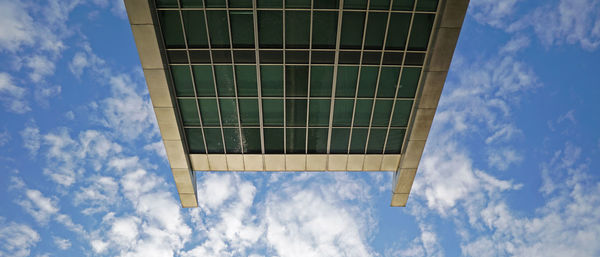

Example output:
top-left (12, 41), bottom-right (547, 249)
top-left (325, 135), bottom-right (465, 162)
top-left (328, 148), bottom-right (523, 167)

top-left (315, 0), bottom-right (338, 8)
top-left (310, 66), bottom-right (333, 97)
top-left (344, 0), bottom-right (366, 9)
top-left (219, 99), bottom-right (239, 126)
top-left (264, 128), bottom-right (284, 153)
top-left (408, 14), bottom-right (435, 51)
top-left (353, 99), bottom-right (373, 126)
top-left (181, 0), bottom-right (204, 7)
top-left (185, 128), bottom-right (205, 154)
top-left (286, 99), bottom-right (307, 126)
top-left (258, 0), bottom-right (282, 8)
top-left (416, 0), bottom-right (438, 11)
top-left (206, 11), bottom-right (230, 48)
top-left (332, 99), bottom-right (353, 126)
top-left (357, 67), bottom-right (378, 97)
top-left (182, 11), bottom-right (208, 48)
top-left (285, 0), bottom-right (310, 8)
top-left (204, 128), bottom-right (224, 153)
top-left (178, 99), bottom-right (200, 126)
top-left (330, 128), bottom-right (350, 153)
top-left (391, 100), bottom-right (413, 126)
top-left (369, 0), bottom-right (390, 9)
top-left (229, 0), bottom-right (252, 8)
top-left (171, 66), bottom-right (194, 97)
top-left (239, 99), bottom-right (260, 126)
top-left (157, 0), bottom-right (178, 8)
top-left (377, 67), bottom-right (400, 98)
top-left (364, 12), bottom-right (388, 50)
top-left (398, 67), bottom-right (421, 97)
top-left (262, 99), bottom-right (284, 126)
top-left (286, 11), bottom-right (310, 48)
top-left (258, 11), bottom-right (283, 48)
top-left (261, 66), bottom-right (284, 96)
top-left (235, 66), bottom-right (257, 97)
top-left (312, 12), bottom-right (338, 49)
top-left (286, 128), bottom-right (306, 154)
top-left (385, 128), bottom-right (405, 154)
top-left (392, 0), bottom-right (414, 10)
top-left (340, 12), bottom-right (365, 49)
top-left (199, 99), bottom-right (221, 126)
top-left (242, 128), bottom-right (261, 154)
top-left (193, 66), bottom-right (216, 97)
top-left (349, 128), bottom-right (367, 154)
top-left (308, 99), bottom-right (330, 126)
top-left (159, 11), bottom-right (185, 48)
top-left (206, 0), bottom-right (226, 7)
top-left (335, 66), bottom-right (359, 97)
top-left (223, 128), bottom-right (242, 154)
top-left (285, 66), bottom-right (308, 97)
top-left (214, 65), bottom-right (235, 96)
top-left (372, 100), bottom-right (393, 126)
top-left (367, 128), bottom-right (386, 154)
top-left (385, 13), bottom-right (411, 50)
top-left (230, 11), bottom-right (255, 48)
top-left (307, 128), bottom-right (328, 154)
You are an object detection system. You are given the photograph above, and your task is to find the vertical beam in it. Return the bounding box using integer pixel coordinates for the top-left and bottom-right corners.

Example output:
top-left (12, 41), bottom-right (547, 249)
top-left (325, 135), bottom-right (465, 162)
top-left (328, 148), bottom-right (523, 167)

top-left (391, 0), bottom-right (469, 207)
top-left (124, 0), bottom-right (198, 207)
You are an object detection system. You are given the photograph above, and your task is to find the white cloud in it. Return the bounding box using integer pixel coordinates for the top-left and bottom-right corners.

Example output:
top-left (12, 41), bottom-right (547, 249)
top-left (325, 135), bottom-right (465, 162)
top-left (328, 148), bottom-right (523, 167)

top-left (53, 236), bottom-right (72, 250)
top-left (469, 0), bottom-right (521, 28)
top-left (101, 74), bottom-right (157, 140)
top-left (487, 148), bottom-right (523, 171)
top-left (143, 141), bottom-right (167, 160)
top-left (0, 72), bottom-right (29, 113)
top-left (26, 55), bottom-right (56, 82)
top-left (0, 217), bottom-right (40, 257)
top-left (21, 121), bottom-right (40, 155)
top-left (17, 189), bottom-right (60, 224)
top-left (0, 1), bottom-right (36, 52)
top-left (0, 129), bottom-right (9, 147)
top-left (528, 0), bottom-right (600, 50)
top-left (500, 35), bottom-right (531, 53)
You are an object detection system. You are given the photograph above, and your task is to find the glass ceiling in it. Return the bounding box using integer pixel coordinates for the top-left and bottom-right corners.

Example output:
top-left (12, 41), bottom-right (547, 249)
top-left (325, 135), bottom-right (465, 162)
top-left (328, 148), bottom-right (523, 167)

top-left (154, 0), bottom-right (438, 155)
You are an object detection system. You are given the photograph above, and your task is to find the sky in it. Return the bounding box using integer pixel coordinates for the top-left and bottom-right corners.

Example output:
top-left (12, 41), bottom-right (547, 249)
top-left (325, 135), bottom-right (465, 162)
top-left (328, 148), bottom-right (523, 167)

top-left (1, 0), bottom-right (600, 256)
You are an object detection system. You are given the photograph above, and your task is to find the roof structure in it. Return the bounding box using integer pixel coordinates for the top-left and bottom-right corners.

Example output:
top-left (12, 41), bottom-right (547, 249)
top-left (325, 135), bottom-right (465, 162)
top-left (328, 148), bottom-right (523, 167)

top-left (124, 0), bottom-right (468, 207)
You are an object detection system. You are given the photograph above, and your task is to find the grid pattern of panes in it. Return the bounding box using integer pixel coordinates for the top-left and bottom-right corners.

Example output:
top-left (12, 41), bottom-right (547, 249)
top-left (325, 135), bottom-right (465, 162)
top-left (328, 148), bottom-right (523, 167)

top-left (155, 0), bottom-right (437, 155)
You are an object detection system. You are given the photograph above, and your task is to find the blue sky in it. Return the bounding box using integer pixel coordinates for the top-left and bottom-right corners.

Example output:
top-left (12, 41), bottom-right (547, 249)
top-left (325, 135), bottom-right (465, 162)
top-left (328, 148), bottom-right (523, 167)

top-left (1, 0), bottom-right (600, 256)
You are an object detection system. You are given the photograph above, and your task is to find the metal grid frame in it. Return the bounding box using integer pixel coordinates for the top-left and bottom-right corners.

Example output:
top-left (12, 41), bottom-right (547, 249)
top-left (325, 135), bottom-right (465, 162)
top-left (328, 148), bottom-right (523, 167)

top-left (159, 0), bottom-right (434, 157)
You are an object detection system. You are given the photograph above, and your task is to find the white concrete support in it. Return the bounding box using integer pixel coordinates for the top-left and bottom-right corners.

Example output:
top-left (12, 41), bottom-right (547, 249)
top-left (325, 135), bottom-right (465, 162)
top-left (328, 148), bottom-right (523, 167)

top-left (124, 0), bottom-right (198, 208)
top-left (391, 0), bottom-right (469, 206)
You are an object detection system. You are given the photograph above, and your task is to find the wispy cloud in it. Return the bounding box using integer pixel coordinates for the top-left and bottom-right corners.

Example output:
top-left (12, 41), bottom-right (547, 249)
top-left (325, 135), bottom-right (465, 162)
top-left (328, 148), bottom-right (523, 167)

top-left (0, 217), bottom-right (40, 257)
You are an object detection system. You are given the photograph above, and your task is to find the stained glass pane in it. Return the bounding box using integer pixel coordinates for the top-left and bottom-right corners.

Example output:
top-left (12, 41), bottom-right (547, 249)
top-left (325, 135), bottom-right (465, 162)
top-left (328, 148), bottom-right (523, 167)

top-left (385, 13), bottom-right (411, 50)
top-left (364, 12), bottom-right (388, 50)
top-left (219, 99), bottom-right (239, 126)
top-left (330, 128), bottom-right (350, 153)
top-left (286, 128), bottom-right (306, 154)
top-left (239, 99), bottom-right (260, 126)
top-left (408, 14), bottom-right (435, 51)
top-left (308, 99), bottom-right (330, 126)
top-left (377, 67), bottom-right (400, 98)
top-left (353, 99), bottom-right (373, 126)
top-left (223, 128), bottom-right (242, 154)
top-left (372, 100), bottom-right (393, 126)
top-left (261, 66), bottom-right (284, 97)
top-left (204, 128), bottom-right (224, 153)
top-left (185, 128), bottom-right (205, 154)
top-left (312, 12), bottom-right (338, 49)
top-left (340, 12), bottom-right (365, 49)
top-left (344, 0), bottom-right (366, 9)
top-left (398, 67), bottom-right (421, 98)
top-left (307, 128), bottom-right (328, 154)
top-left (286, 11), bottom-right (310, 48)
top-left (258, 0), bottom-right (282, 8)
top-left (235, 66), bottom-right (258, 97)
top-left (262, 99), bottom-right (284, 126)
top-left (385, 128), bottom-right (405, 154)
top-left (159, 11), bottom-right (185, 48)
top-left (199, 99), bottom-right (221, 126)
top-left (258, 11), bottom-right (283, 48)
top-left (178, 99), bottom-right (200, 126)
top-left (242, 128), bottom-right (261, 154)
top-left (392, 0), bottom-right (414, 10)
top-left (357, 67), bottom-right (378, 98)
top-left (285, 66), bottom-right (308, 97)
top-left (367, 128), bottom-right (387, 154)
top-left (310, 66), bottom-right (333, 97)
top-left (333, 99), bottom-right (353, 126)
top-left (286, 99), bottom-right (307, 126)
top-left (230, 11), bottom-right (255, 48)
top-left (370, 0), bottom-right (390, 10)
top-left (391, 100), bottom-right (413, 126)
top-left (214, 65), bottom-right (235, 97)
top-left (264, 128), bottom-right (284, 153)
top-left (183, 11), bottom-right (209, 48)
top-left (335, 66), bottom-right (359, 97)
top-left (192, 66), bottom-right (216, 97)
top-left (206, 11), bottom-right (230, 48)
top-left (171, 66), bottom-right (194, 97)
top-left (349, 128), bottom-right (367, 154)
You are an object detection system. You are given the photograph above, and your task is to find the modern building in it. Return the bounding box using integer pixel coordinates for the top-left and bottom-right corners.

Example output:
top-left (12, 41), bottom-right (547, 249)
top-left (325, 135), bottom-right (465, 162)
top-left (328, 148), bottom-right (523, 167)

top-left (124, 0), bottom-right (468, 207)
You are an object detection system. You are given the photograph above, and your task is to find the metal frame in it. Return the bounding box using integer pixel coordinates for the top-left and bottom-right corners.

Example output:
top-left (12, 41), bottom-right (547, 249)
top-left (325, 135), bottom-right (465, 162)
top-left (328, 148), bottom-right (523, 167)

top-left (125, 0), bottom-right (469, 208)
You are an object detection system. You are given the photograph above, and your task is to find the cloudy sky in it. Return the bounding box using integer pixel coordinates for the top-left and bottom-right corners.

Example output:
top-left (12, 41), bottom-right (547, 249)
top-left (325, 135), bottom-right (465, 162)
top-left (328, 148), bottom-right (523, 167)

top-left (1, 0), bottom-right (600, 256)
